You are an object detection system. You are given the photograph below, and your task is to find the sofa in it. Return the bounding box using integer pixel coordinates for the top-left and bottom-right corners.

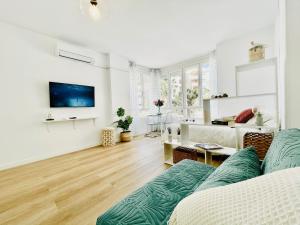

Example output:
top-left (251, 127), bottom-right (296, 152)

top-left (96, 129), bottom-right (300, 225)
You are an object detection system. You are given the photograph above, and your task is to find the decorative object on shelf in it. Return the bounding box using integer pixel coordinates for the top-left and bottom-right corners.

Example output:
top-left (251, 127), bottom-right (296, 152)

top-left (212, 120), bottom-right (229, 126)
top-left (194, 143), bottom-right (223, 150)
top-left (211, 93), bottom-right (229, 99)
top-left (46, 112), bottom-right (54, 121)
top-left (255, 111), bottom-right (264, 126)
top-left (249, 41), bottom-right (266, 62)
top-left (177, 128), bottom-right (181, 142)
top-left (153, 99), bottom-right (164, 115)
top-left (167, 127), bottom-right (172, 142)
top-left (114, 107), bottom-right (133, 142)
top-left (80, 0), bottom-right (100, 20)
top-left (102, 127), bottom-right (115, 147)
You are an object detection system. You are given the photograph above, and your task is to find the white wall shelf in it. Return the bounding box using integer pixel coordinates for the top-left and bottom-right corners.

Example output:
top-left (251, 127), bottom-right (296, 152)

top-left (235, 57), bottom-right (277, 71)
top-left (43, 116), bottom-right (98, 123)
top-left (43, 116), bottom-right (98, 131)
top-left (205, 93), bottom-right (277, 101)
top-left (235, 57), bottom-right (277, 97)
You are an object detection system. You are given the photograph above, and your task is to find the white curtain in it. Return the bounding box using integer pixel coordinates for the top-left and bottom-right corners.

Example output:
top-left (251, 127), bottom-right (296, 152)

top-left (129, 61), bottom-right (140, 118)
top-left (129, 62), bottom-right (162, 134)
top-left (209, 50), bottom-right (219, 119)
top-left (149, 68), bottom-right (161, 112)
top-left (209, 50), bottom-right (218, 95)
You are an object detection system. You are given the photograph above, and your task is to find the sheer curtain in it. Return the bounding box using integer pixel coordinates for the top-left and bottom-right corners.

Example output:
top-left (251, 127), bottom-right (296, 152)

top-left (208, 50), bottom-right (219, 119)
top-left (129, 62), bottom-right (162, 134)
top-left (149, 68), bottom-right (161, 112)
top-left (129, 61), bottom-right (140, 118)
top-left (209, 50), bottom-right (218, 95)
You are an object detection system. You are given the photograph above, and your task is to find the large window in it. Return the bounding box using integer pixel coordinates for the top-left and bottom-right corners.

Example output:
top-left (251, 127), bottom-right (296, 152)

top-left (202, 63), bottom-right (211, 100)
top-left (160, 77), bottom-right (169, 107)
top-left (160, 61), bottom-right (210, 119)
top-left (185, 65), bottom-right (200, 107)
top-left (170, 71), bottom-right (183, 108)
top-left (136, 71), bottom-right (151, 110)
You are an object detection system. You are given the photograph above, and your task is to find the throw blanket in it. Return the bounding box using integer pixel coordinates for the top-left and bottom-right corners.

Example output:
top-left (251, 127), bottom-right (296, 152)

top-left (169, 167), bottom-right (300, 225)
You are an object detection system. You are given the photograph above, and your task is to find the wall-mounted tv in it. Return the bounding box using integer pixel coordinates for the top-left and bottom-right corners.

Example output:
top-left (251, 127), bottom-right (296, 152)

top-left (49, 82), bottom-right (95, 108)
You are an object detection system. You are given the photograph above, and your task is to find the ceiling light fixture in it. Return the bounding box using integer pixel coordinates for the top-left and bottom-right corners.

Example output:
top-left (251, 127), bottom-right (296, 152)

top-left (80, 0), bottom-right (100, 20)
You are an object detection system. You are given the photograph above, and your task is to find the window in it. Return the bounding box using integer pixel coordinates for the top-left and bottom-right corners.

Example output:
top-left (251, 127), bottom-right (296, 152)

top-left (142, 73), bottom-right (151, 109)
top-left (160, 60), bottom-right (211, 120)
top-left (185, 65), bottom-right (200, 107)
top-left (136, 72), bottom-right (143, 110)
top-left (160, 77), bottom-right (169, 107)
top-left (202, 63), bottom-right (211, 100)
top-left (170, 71), bottom-right (183, 107)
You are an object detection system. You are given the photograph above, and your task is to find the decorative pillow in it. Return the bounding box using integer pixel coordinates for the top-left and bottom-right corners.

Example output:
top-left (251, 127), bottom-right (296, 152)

top-left (235, 108), bottom-right (254, 123)
top-left (169, 167), bottom-right (300, 225)
top-left (262, 128), bottom-right (300, 174)
top-left (195, 147), bottom-right (261, 192)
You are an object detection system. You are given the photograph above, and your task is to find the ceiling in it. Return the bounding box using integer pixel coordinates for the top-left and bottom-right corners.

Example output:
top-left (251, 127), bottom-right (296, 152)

top-left (0, 0), bottom-right (277, 68)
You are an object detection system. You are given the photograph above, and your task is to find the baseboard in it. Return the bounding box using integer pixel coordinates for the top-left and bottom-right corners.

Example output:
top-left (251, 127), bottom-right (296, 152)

top-left (0, 144), bottom-right (100, 171)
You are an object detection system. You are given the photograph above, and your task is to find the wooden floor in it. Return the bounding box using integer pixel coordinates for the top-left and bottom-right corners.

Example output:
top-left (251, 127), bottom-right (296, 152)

top-left (0, 137), bottom-right (222, 225)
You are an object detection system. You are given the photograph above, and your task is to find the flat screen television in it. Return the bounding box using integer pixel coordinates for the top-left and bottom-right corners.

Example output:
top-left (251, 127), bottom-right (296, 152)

top-left (49, 82), bottom-right (95, 107)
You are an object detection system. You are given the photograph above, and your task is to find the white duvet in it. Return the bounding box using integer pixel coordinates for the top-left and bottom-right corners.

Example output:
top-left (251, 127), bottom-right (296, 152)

top-left (169, 167), bottom-right (300, 225)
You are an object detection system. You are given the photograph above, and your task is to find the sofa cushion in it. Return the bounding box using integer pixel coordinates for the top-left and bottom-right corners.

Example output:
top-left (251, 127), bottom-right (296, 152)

top-left (262, 128), bottom-right (300, 174)
top-left (96, 159), bottom-right (215, 225)
top-left (169, 167), bottom-right (300, 225)
top-left (195, 147), bottom-right (261, 192)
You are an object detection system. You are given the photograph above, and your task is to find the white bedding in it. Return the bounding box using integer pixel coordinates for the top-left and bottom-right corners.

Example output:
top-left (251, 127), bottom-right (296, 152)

top-left (164, 123), bottom-right (274, 148)
top-left (169, 167), bottom-right (300, 225)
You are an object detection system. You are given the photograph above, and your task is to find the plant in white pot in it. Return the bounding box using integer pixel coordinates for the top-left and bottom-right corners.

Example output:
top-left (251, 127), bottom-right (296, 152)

top-left (115, 107), bottom-right (133, 142)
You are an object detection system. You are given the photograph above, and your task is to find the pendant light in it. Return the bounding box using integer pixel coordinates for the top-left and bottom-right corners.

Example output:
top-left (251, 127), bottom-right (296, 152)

top-left (80, 0), bottom-right (100, 20)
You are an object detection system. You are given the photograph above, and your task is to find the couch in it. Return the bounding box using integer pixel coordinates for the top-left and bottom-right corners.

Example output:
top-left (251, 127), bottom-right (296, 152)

top-left (96, 129), bottom-right (300, 225)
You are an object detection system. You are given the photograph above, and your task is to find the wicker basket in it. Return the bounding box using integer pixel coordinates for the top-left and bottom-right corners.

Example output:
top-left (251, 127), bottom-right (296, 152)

top-left (243, 132), bottom-right (274, 160)
top-left (173, 147), bottom-right (198, 164)
top-left (249, 45), bottom-right (265, 62)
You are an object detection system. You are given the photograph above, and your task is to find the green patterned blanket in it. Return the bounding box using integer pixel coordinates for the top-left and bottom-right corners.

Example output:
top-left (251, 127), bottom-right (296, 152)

top-left (96, 160), bottom-right (215, 225)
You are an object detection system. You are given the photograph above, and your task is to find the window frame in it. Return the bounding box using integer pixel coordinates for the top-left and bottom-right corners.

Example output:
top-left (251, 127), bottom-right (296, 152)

top-left (160, 59), bottom-right (210, 118)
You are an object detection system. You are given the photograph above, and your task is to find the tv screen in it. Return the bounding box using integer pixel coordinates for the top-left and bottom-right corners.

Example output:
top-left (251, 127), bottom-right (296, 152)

top-left (49, 82), bottom-right (95, 107)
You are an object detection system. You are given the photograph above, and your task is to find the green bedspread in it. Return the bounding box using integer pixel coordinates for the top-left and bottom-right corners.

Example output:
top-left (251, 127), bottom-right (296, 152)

top-left (96, 160), bottom-right (215, 225)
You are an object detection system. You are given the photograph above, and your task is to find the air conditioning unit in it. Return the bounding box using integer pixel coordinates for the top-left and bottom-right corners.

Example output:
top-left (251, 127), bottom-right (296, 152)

top-left (56, 42), bottom-right (95, 65)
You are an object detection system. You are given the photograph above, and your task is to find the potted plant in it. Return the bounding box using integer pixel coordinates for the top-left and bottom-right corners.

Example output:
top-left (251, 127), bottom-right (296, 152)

top-left (115, 107), bottom-right (133, 142)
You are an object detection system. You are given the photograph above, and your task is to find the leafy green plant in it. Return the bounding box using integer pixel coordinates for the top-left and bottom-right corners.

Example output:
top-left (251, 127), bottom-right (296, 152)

top-left (115, 107), bottom-right (133, 133)
top-left (187, 88), bottom-right (199, 106)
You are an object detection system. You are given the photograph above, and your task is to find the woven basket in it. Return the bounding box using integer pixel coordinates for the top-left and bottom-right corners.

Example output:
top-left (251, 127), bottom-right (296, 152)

top-left (173, 147), bottom-right (198, 164)
top-left (249, 45), bottom-right (265, 62)
top-left (243, 132), bottom-right (274, 160)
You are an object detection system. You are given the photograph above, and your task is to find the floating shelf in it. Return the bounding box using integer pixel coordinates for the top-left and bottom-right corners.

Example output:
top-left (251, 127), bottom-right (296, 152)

top-left (205, 93), bottom-right (277, 101)
top-left (236, 57), bottom-right (277, 71)
top-left (43, 116), bottom-right (98, 123)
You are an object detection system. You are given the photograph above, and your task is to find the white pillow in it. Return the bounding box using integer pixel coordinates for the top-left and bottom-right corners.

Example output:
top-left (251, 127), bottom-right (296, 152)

top-left (169, 167), bottom-right (300, 225)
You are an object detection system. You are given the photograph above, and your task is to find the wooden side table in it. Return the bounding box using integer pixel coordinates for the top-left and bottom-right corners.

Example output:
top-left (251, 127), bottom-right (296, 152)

top-left (102, 127), bottom-right (115, 147)
top-left (164, 140), bottom-right (237, 166)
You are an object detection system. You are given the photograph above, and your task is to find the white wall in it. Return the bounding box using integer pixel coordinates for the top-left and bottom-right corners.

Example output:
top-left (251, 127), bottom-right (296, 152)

top-left (214, 26), bottom-right (277, 119)
top-left (108, 54), bottom-right (131, 117)
top-left (285, 0), bottom-right (300, 128)
top-left (216, 25), bottom-right (275, 96)
top-left (0, 22), bottom-right (111, 170)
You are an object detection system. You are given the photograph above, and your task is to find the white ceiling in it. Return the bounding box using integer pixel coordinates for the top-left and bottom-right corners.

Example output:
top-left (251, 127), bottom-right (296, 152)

top-left (0, 0), bottom-right (277, 68)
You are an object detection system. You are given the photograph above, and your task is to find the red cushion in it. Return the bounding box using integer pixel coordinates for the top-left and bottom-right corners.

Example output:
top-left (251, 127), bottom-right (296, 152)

top-left (235, 109), bottom-right (254, 123)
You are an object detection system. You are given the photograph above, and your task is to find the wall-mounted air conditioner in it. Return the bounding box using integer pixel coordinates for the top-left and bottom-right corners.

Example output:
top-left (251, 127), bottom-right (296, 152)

top-left (55, 42), bottom-right (95, 65)
top-left (57, 49), bottom-right (94, 64)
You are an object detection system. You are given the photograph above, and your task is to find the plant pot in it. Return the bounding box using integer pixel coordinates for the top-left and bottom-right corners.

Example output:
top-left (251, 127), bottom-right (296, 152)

top-left (120, 131), bottom-right (132, 142)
